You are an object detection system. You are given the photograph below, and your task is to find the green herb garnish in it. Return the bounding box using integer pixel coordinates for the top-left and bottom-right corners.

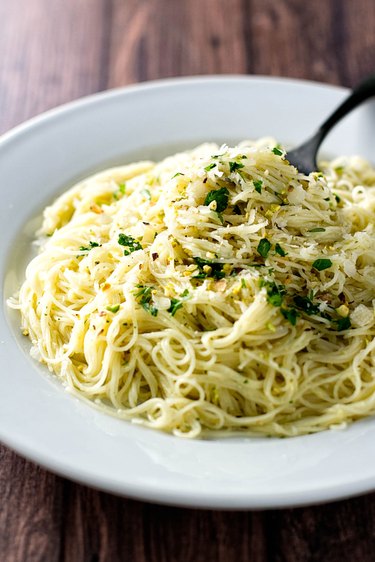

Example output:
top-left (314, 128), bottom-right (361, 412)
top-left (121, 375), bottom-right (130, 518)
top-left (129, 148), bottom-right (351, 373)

top-left (275, 243), bottom-right (287, 257)
top-left (260, 280), bottom-right (286, 307)
top-left (204, 163), bottom-right (217, 172)
top-left (167, 289), bottom-right (190, 316)
top-left (204, 187), bottom-right (229, 213)
top-left (229, 161), bottom-right (245, 173)
top-left (281, 308), bottom-right (298, 325)
top-left (141, 303), bottom-right (158, 316)
top-left (193, 257), bottom-right (225, 280)
top-left (254, 179), bottom-right (263, 194)
top-left (241, 278), bottom-right (247, 288)
top-left (293, 295), bottom-right (320, 315)
top-left (308, 228), bottom-right (326, 233)
top-left (79, 241), bottom-right (101, 252)
top-left (334, 316), bottom-right (351, 331)
top-left (257, 238), bottom-right (271, 258)
top-left (172, 172), bottom-right (184, 178)
top-left (312, 258), bottom-right (332, 271)
top-left (118, 234), bottom-right (143, 255)
top-left (134, 285), bottom-right (158, 316)
top-left (135, 285), bottom-right (152, 299)
top-left (106, 304), bottom-right (120, 313)
top-left (118, 182), bottom-right (126, 194)
top-left (272, 147), bottom-right (283, 156)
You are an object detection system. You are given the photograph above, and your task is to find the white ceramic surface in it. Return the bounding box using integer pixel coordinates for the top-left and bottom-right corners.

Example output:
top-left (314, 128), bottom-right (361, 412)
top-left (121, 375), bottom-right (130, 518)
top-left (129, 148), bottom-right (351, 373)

top-left (1, 76), bottom-right (375, 509)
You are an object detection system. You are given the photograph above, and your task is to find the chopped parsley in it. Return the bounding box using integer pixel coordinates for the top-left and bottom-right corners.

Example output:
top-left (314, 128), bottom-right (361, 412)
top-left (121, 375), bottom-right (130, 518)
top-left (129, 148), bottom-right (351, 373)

top-left (257, 238), bottom-right (271, 258)
top-left (229, 161), bottom-right (245, 173)
top-left (254, 179), bottom-right (263, 194)
top-left (260, 280), bottom-right (286, 307)
top-left (241, 278), bottom-right (247, 289)
top-left (118, 182), bottom-right (126, 194)
top-left (275, 243), bottom-right (287, 257)
top-left (259, 275), bottom-right (351, 331)
top-left (134, 285), bottom-right (158, 316)
top-left (308, 228), bottom-right (326, 233)
top-left (193, 257), bottom-right (225, 279)
top-left (118, 234), bottom-right (143, 255)
top-left (141, 303), bottom-right (158, 316)
top-left (79, 241), bottom-right (101, 252)
top-left (334, 316), bottom-right (351, 331)
top-left (135, 285), bottom-right (152, 300)
top-left (293, 295), bottom-right (320, 315)
top-left (204, 163), bottom-right (216, 172)
top-left (168, 289), bottom-right (190, 316)
top-left (204, 187), bottom-right (229, 213)
top-left (312, 258), bottom-right (332, 271)
top-left (281, 308), bottom-right (298, 326)
top-left (272, 147), bottom-right (283, 156)
top-left (106, 304), bottom-right (120, 313)
top-left (172, 172), bottom-right (184, 178)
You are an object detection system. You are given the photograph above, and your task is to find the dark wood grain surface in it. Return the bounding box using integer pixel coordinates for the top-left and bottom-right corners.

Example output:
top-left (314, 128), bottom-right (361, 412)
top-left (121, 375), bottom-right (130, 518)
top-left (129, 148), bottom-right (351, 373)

top-left (1, 1), bottom-right (375, 560)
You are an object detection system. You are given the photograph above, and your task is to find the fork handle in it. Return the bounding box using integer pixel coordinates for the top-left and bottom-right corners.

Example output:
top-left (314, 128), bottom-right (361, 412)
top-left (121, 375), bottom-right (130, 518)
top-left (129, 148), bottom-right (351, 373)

top-left (317, 74), bottom-right (375, 145)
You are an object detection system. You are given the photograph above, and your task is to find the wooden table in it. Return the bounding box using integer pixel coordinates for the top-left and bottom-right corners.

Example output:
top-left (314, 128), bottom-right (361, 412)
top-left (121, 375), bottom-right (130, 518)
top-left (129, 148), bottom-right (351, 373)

top-left (1, 1), bottom-right (375, 560)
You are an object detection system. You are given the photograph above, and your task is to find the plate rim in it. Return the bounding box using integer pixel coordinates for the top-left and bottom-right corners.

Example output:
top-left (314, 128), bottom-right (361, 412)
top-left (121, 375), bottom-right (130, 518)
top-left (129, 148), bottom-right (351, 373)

top-left (1, 422), bottom-right (375, 510)
top-left (0, 74), bottom-right (348, 142)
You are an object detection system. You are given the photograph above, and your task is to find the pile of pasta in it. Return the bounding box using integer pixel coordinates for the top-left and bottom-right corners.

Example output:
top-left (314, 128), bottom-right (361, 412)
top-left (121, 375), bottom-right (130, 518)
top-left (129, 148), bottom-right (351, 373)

top-left (11, 139), bottom-right (375, 437)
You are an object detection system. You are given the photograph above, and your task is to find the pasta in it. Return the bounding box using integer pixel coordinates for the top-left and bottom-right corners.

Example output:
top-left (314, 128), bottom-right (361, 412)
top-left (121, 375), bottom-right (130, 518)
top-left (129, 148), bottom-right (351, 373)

top-left (9, 139), bottom-right (375, 438)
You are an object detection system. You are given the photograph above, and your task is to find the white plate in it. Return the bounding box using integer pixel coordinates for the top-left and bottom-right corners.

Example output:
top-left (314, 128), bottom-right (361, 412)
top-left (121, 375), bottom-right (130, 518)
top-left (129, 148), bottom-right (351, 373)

top-left (2, 76), bottom-right (375, 510)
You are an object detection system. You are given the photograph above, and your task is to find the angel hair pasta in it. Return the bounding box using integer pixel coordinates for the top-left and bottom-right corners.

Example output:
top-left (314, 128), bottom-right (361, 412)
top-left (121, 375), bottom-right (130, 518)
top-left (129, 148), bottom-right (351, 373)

top-left (9, 139), bottom-right (375, 438)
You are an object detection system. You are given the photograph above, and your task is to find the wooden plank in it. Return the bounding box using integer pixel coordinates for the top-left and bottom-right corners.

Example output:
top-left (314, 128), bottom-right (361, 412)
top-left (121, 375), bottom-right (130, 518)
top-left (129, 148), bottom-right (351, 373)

top-left (264, 495), bottom-right (375, 561)
top-left (106, 0), bottom-right (248, 86)
top-left (0, 448), bottom-right (63, 562)
top-left (0, 0), bottom-right (106, 134)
